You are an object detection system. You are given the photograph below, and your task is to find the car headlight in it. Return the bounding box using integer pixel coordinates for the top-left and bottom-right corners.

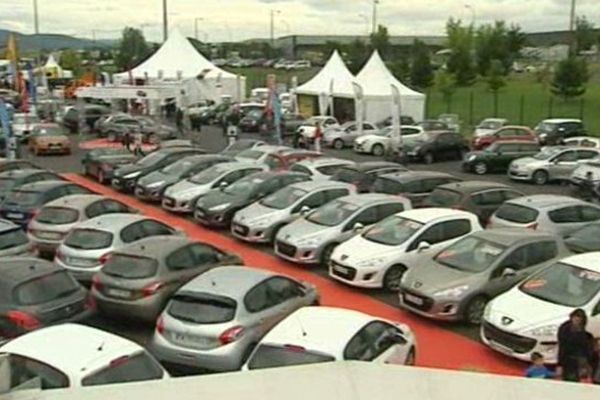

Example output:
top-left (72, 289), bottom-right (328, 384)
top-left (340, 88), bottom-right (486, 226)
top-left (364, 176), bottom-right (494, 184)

top-left (209, 203), bottom-right (231, 212)
top-left (528, 324), bottom-right (559, 337)
top-left (146, 180), bottom-right (165, 188)
top-left (124, 171), bottom-right (141, 180)
top-left (356, 257), bottom-right (388, 268)
top-left (468, 154), bottom-right (477, 162)
top-left (297, 237), bottom-right (320, 247)
top-left (433, 285), bottom-right (470, 298)
top-left (483, 303), bottom-right (492, 320)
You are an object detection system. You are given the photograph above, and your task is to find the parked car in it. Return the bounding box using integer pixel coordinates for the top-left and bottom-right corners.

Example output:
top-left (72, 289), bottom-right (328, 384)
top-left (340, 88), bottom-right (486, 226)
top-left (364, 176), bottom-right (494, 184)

top-left (438, 114), bottom-right (460, 133)
top-left (296, 116), bottom-right (339, 142)
top-left (0, 324), bottom-right (169, 390)
top-left (194, 171), bottom-right (310, 228)
top-left (0, 219), bottom-right (33, 257)
top-left (399, 229), bottom-right (569, 324)
top-left (463, 141), bottom-right (541, 175)
top-left (508, 146), bottom-right (600, 185)
top-left (62, 104), bottom-right (110, 133)
top-left (0, 180), bottom-right (90, 226)
top-left (163, 162), bottom-right (267, 213)
top-left (473, 118), bottom-right (508, 138)
top-left (91, 236), bottom-right (242, 322)
top-left (564, 222), bottom-right (600, 253)
top-left (0, 258), bottom-right (92, 339)
top-left (404, 132), bottom-right (469, 164)
top-left (353, 126), bottom-right (425, 156)
top-left (562, 136), bottom-right (600, 149)
top-left (375, 115), bottom-right (417, 129)
top-left (11, 113), bottom-right (41, 141)
top-left (28, 123), bottom-right (71, 155)
top-left (99, 114), bottom-right (139, 139)
top-left (471, 126), bottom-right (537, 151)
top-left (103, 115), bottom-right (177, 144)
top-left (239, 109), bottom-right (266, 133)
top-left (236, 145), bottom-right (322, 170)
top-left (282, 113), bottom-right (306, 135)
top-left (481, 253), bottom-right (600, 364)
top-left (55, 214), bottom-right (182, 283)
top-left (0, 169), bottom-right (61, 201)
top-left (275, 193), bottom-right (412, 266)
top-left (416, 119), bottom-right (449, 132)
top-left (322, 121), bottom-right (378, 150)
top-left (289, 157), bottom-right (355, 180)
top-left (0, 160), bottom-right (40, 173)
top-left (220, 139), bottom-right (266, 157)
top-left (371, 171), bottom-right (461, 208)
top-left (135, 155), bottom-right (232, 202)
top-left (330, 208), bottom-right (482, 291)
top-left (151, 266), bottom-right (319, 371)
top-left (244, 307), bottom-right (416, 370)
top-left (331, 162), bottom-right (408, 193)
top-left (27, 194), bottom-right (135, 256)
top-left (423, 181), bottom-right (524, 224)
top-left (534, 118), bottom-right (585, 145)
top-left (231, 180), bottom-right (355, 244)
top-left (82, 149), bottom-right (138, 184)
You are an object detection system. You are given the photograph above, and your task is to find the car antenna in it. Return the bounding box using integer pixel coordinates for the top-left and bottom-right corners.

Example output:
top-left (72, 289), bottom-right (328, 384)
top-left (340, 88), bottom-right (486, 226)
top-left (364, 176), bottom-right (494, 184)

top-left (296, 315), bottom-right (308, 337)
top-left (97, 341), bottom-right (105, 351)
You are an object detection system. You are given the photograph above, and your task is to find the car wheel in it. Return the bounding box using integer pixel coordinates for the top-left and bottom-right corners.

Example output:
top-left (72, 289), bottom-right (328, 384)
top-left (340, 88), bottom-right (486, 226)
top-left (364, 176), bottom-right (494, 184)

top-left (405, 347), bottom-right (416, 366)
top-left (107, 131), bottom-right (117, 142)
top-left (333, 139), bottom-right (344, 150)
top-left (372, 144), bottom-right (385, 157)
top-left (320, 243), bottom-right (338, 267)
top-left (383, 265), bottom-right (407, 292)
top-left (473, 162), bottom-right (488, 175)
top-left (532, 170), bottom-right (549, 185)
top-left (464, 296), bottom-right (488, 325)
top-left (423, 152), bottom-right (434, 164)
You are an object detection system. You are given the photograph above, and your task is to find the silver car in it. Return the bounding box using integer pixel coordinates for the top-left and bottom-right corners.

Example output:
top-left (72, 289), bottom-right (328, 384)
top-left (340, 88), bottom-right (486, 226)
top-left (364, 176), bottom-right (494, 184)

top-left (323, 121), bottom-right (378, 150)
top-left (399, 229), bottom-right (570, 324)
top-left (0, 219), bottom-right (33, 257)
top-left (274, 193), bottom-right (412, 266)
top-left (231, 181), bottom-right (355, 244)
top-left (508, 146), bottom-right (600, 185)
top-left (28, 194), bottom-right (135, 256)
top-left (488, 194), bottom-right (600, 237)
top-left (289, 157), bottom-right (355, 181)
top-left (55, 214), bottom-right (182, 283)
top-left (162, 162), bottom-right (267, 213)
top-left (150, 266), bottom-right (319, 371)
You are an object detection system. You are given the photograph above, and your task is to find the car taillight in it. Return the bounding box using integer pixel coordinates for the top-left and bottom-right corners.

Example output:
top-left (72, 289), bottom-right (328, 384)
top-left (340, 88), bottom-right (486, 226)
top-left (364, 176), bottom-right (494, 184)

top-left (219, 326), bottom-right (245, 345)
top-left (92, 275), bottom-right (104, 291)
top-left (156, 316), bottom-right (165, 335)
top-left (284, 344), bottom-right (306, 353)
top-left (109, 356), bottom-right (130, 368)
top-left (7, 311), bottom-right (41, 331)
top-left (141, 282), bottom-right (165, 298)
top-left (85, 295), bottom-right (97, 311)
top-left (99, 252), bottom-right (113, 265)
top-left (527, 222), bottom-right (538, 230)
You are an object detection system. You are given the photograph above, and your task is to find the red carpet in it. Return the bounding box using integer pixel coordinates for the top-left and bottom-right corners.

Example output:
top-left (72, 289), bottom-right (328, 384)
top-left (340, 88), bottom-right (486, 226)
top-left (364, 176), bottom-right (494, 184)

top-left (79, 138), bottom-right (157, 151)
top-left (63, 173), bottom-right (525, 376)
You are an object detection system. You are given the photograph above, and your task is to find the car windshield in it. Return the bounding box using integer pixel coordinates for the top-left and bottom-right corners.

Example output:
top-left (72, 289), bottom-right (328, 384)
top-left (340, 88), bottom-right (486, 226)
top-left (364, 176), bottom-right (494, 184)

top-left (479, 120), bottom-right (503, 130)
top-left (427, 188), bottom-right (462, 207)
top-left (237, 149), bottom-right (264, 160)
top-left (371, 177), bottom-right (403, 194)
top-left (189, 166), bottom-right (226, 184)
top-left (363, 216), bottom-right (423, 246)
top-left (332, 167), bottom-right (362, 184)
top-left (536, 123), bottom-right (556, 134)
top-left (81, 352), bottom-right (164, 387)
top-left (15, 271), bottom-right (80, 305)
top-left (64, 229), bottom-right (113, 250)
top-left (161, 159), bottom-right (195, 175)
top-left (4, 190), bottom-right (40, 206)
top-left (0, 228), bottom-right (28, 249)
top-left (494, 203), bottom-right (539, 224)
top-left (520, 262), bottom-right (600, 307)
top-left (34, 207), bottom-right (79, 225)
top-left (34, 126), bottom-right (63, 136)
top-left (260, 187), bottom-right (307, 210)
top-left (533, 147), bottom-right (562, 160)
top-left (168, 293), bottom-right (237, 324)
top-left (102, 255), bottom-right (158, 279)
top-left (136, 152), bottom-right (165, 167)
top-left (306, 200), bottom-right (358, 227)
top-left (224, 176), bottom-right (263, 196)
top-left (246, 109), bottom-right (263, 119)
top-left (435, 236), bottom-right (507, 273)
top-left (248, 344), bottom-right (335, 370)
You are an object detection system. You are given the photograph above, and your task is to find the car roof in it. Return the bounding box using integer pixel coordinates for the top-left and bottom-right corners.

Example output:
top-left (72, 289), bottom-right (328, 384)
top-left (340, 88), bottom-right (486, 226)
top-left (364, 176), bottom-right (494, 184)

top-left (43, 194), bottom-right (108, 210)
top-left (505, 194), bottom-right (586, 210)
top-left (116, 235), bottom-right (191, 259)
top-left (16, 180), bottom-right (72, 192)
top-left (180, 154), bottom-right (231, 164)
top-left (75, 213), bottom-right (148, 231)
top-left (350, 161), bottom-right (405, 172)
top-left (379, 170), bottom-right (455, 182)
top-left (560, 252), bottom-right (600, 273)
top-left (472, 228), bottom-right (557, 245)
top-left (481, 118), bottom-right (507, 123)
top-left (338, 193), bottom-right (405, 206)
top-left (287, 180), bottom-right (353, 192)
top-left (210, 161), bottom-right (264, 172)
top-left (493, 140), bottom-right (540, 145)
top-left (396, 208), bottom-right (476, 223)
top-left (155, 147), bottom-right (200, 155)
top-left (541, 118), bottom-right (582, 124)
top-left (437, 180), bottom-right (511, 193)
top-left (180, 266), bottom-right (273, 300)
top-left (242, 171), bottom-right (305, 181)
top-left (0, 168), bottom-right (49, 179)
top-left (294, 157), bottom-right (354, 168)
top-left (0, 324), bottom-right (144, 377)
top-left (0, 257), bottom-right (59, 284)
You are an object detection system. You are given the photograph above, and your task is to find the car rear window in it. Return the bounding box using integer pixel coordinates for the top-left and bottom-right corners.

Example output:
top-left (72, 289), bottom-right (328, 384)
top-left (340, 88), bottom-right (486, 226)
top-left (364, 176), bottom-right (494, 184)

top-left (427, 188), bottom-right (462, 207)
top-left (167, 293), bottom-right (237, 324)
top-left (494, 203), bottom-right (539, 224)
top-left (237, 149), bottom-right (263, 160)
top-left (102, 255), bottom-right (158, 279)
top-left (332, 167), bottom-right (361, 184)
top-left (35, 207), bottom-right (79, 225)
top-left (14, 271), bottom-right (80, 305)
top-left (5, 190), bottom-right (40, 206)
top-left (248, 344), bottom-right (335, 370)
top-left (371, 177), bottom-right (404, 194)
top-left (0, 228), bottom-right (28, 249)
top-left (81, 352), bottom-right (164, 387)
top-left (64, 229), bottom-right (113, 250)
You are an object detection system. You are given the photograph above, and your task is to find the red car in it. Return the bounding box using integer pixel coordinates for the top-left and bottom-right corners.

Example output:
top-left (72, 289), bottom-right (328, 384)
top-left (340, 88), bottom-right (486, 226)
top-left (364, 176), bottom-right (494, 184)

top-left (471, 126), bottom-right (537, 150)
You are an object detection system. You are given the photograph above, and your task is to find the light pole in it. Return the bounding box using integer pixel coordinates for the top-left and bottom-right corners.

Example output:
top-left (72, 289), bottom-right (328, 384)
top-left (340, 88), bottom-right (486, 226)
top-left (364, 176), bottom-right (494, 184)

top-left (569, 0), bottom-right (577, 54)
top-left (195, 18), bottom-right (204, 41)
top-left (371, 0), bottom-right (379, 34)
top-left (464, 4), bottom-right (476, 26)
top-left (162, 0), bottom-right (168, 42)
top-left (270, 9), bottom-right (281, 47)
top-left (358, 13), bottom-right (369, 36)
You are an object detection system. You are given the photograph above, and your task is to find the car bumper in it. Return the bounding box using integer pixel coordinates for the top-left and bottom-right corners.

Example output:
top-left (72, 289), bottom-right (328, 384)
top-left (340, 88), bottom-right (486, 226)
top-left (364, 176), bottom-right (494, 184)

top-left (353, 144), bottom-right (369, 154)
top-left (112, 177), bottom-right (137, 192)
top-left (162, 197), bottom-right (193, 213)
top-left (328, 261), bottom-right (384, 289)
top-left (480, 321), bottom-right (557, 364)
top-left (507, 169), bottom-right (533, 181)
top-left (274, 240), bottom-right (320, 264)
top-left (194, 208), bottom-right (230, 228)
top-left (231, 222), bottom-right (273, 244)
top-left (398, 289), bottom-right (462, 321)
top-left (93, 290), bottom-right (165, 322)
top-left (55, 258), bottom-right (101, 283)
top-left (135, 186), bottom-right (163, 202)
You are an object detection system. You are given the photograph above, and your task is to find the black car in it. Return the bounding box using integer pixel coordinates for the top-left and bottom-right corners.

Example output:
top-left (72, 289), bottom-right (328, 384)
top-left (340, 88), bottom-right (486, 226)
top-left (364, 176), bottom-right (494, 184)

top-left (62, 105), bottom-right (111, 133)
top-left (239, 109), bottom-right (266, 133)
top-left (0, 160), bottom-right (40, 174)
top-left (0, 181), bottom-right (90, 226)
top-left (331, 162), bottom-right (408, 193)
top-left (82, 148), bottom-right (138, 184)
top-left (535, 119), bottom-right (586, 145)
top-left (111, 147), bottom-right (206, 193)
top-left (564, 222), bottom-right (600, 253)
top-left (462, 141), bottom-right (541, 175)
top-left (194, 171), bottom-right (310, 228)
top-left (404, 131), bottom-right (469, 164)
top-left (371, 171), bottom-right (461, 208)
top-left (0, 169), bottom-right (63, 201)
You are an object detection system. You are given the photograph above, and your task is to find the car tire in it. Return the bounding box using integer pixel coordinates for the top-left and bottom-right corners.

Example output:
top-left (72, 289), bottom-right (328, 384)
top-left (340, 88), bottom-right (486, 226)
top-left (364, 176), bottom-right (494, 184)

top-left (532, 170), bottom-right (549, 185)
top-left (464, 295), bottom-right (488, 325)
top-left (320, 243), bottom-right (338, 267)
top-left (372, 144), bottom-right (385, 157)
top-left (423, 152), bottom-right (434, 165)
top-left (473, 162), bottom-right (488, 175)
top-left (383, 265), bottom-right (407, 292)
top-left (405, 347), bottom-right (416, 366)
top-left (333, 139), bottom-right (344, 150)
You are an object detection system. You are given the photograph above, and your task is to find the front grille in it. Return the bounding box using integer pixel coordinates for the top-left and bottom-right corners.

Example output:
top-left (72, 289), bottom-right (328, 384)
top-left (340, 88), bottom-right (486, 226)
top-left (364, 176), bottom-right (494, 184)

top-left (232, 223), bottom-right (249, 237)
top-left (276, 241), bottom-right (297, 257)
top-left (330, 261), bottom-right (357, 280)
top-left (482, 322), bottom-right (536, 354)
top-left (401, 289), bottom-right (434, 312)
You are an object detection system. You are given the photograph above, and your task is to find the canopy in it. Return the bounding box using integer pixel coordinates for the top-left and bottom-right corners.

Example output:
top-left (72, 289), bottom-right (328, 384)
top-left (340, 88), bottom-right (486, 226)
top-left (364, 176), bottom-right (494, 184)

top-left (41, 53), bottom-right (64, 79)
top-left (296, 50), bottom-right (355, 98)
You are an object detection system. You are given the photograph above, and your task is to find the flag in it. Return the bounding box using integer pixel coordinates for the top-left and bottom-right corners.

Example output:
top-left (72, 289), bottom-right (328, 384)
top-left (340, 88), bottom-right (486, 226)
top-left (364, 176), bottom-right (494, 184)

top-left (27, 63), bottom-right (37, 106)
top-left (272, 90), bottom-right (283, 145)
top-left (328, 78), bottom-right (335, 117)
top-left (391, 84), bottom-right (402, 148)
top-left (318, 92), bottom-right (328, 116)
top-left (5, 33), bottom-right (19, 91)
top-left (352, 82), bottom-right (365, 137)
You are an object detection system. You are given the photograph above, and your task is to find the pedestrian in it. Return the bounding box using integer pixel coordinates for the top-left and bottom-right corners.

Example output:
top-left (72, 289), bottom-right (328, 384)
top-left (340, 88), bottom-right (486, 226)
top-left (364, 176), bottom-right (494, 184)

top-left (525, 352), bottom-right (555, 379)
top-left (557, 308), bottom-right (595, 382)
top-left (176, 108), bottom-right (184, 136)
top-left (314, 122), bottom-right (322, 153)
top-left (133, 128), bottom-right (144, 157)
top-left (123, 129), bottom-right (133, 152)
top-left (592, 337), bottom-right (600, 384)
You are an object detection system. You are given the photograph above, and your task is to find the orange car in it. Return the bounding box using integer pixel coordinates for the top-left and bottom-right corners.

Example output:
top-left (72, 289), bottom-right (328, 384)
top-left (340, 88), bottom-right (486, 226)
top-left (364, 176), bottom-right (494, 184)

top-left (28, 124), bottom-right (72, 155)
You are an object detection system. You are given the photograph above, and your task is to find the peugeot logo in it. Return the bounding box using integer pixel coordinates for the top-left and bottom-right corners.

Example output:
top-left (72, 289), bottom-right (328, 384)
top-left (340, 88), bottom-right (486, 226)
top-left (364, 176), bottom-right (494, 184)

top-left (341, 254), bottom-right (348, 261)
top-left (501, 316), bottom-right (514, 326)
top-left (413, 281), bottom-right (422, 289)
top-left (285, 235), bottom-right (291, 240)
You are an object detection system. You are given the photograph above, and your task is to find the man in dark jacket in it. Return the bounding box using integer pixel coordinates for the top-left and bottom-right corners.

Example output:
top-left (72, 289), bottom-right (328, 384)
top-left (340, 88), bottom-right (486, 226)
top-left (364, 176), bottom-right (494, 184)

top-left (558, 309), bottom-right (595, 382)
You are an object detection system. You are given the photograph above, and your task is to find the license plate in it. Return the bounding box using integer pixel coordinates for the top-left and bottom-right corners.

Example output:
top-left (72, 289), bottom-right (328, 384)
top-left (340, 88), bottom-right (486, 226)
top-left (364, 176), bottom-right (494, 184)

top-left (172, 333), bottom-right (210, 347)
top-left (333, 264), bottom-right (349, 274)
top-left (106, 288), bottom-right (131, 299)
top-left (404, 294), bottom-right (424, 305)
top-left (36, 231), bottom-right (62, 240)
top-left (6, 212), bottom-right (24, 219)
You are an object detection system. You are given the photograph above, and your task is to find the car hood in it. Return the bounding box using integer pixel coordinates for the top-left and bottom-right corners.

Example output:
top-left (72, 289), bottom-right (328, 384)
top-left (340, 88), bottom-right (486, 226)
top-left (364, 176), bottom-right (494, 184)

top-left (510, 157), bottom-right (542, 168)
top-left (137, 171), bottom-right (178, 187)
top-left (332, 235), bottom-right (404, 264)
top-left (114, 163), bottom-right (145, 177)
top-left (276, 218), bottom-right (339, 243)
top-left (165, 179), bottom-right (213, 199)
top-left (402, 261), bottom-right (481, 294)
top-left (234, 202), bottom-right (289, 225)
top-left (195, 189), bottom-right (245, 210)
top-left (355, 134), bottom-right (384, 144)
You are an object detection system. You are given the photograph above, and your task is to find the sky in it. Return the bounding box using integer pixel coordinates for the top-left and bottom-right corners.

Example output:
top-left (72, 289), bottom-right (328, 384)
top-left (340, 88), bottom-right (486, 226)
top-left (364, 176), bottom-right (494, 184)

top-left (0, 0), bottom-right (599, 42)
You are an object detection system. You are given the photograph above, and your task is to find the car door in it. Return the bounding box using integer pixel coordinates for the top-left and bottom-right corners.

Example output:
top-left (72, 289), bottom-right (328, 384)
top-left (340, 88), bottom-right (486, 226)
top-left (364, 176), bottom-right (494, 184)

top-left (547, 206), bottom-right (589, 236)
top-left (343, 321), bottom-right (409, 365)
top-left (265, 277), bottom-right (308, 324)
top-left (243, 280), bottom-right (287, 339)
top-left (139, 219), bottom-right (175, 239)
top-left (495, 143), bottom-right (521, 171)
top-left (343, 205), bottom-right (379, 234)
top-left (163, 245), bottom-right (200, 292)
top-left (292, 190), bottom-right (327, 216)
top-left (435, 133), bottom-right (455, 159)
top-left (548, 150), bottom-right (578, 181)
top-left (577, 150), bottom-right (599, 166)
top-left (343, 124), bottom-right (359, 145)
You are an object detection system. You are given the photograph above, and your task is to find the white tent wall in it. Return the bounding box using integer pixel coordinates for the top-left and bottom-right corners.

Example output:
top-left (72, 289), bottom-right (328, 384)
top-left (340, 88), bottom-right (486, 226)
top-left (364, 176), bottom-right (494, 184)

top-left (363, 95), bottom-right (425, 123)
top-left (182, 76), bottom-right (247, 105)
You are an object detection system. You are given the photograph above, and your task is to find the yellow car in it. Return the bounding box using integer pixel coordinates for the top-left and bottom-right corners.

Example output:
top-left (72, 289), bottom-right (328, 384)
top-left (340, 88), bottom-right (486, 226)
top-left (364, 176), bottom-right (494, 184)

top-left (28, 123), bottom-right (71, 155)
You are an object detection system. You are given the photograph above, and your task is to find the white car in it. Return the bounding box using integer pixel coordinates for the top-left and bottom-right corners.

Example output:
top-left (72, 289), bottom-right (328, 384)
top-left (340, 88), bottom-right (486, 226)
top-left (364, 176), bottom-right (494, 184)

top-left (243, 306), bottom-right (416, 370)
top-left (289, 157), bottom-right (355, 180)
top-left (329, 208), bottom-right (482, 291)
top-left (473, 118), bottom-right (508, 138)
top-left (0, 324), bottom-right (168, 391)
top-left (570, 158), bottom-right (600, 185)
top-left (563, 136), bottom-right (600, 149)
top-left (323, 121), bottom-right (379, 150)
top-left (235, 145), bottom-right (290, 165)
top-left (11, 113), bottom-right (41, 141)
top-left (481, 252), bottom-right (600, 364)
top-left (354, 126), bottom-right (426, 156)
top-left (297, 116), bottom-right (339, 142)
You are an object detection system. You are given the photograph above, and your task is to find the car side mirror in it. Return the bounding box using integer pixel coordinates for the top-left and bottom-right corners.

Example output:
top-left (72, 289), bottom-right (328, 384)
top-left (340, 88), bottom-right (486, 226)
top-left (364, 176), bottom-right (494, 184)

top-left (417, 241), bottom-right (431, 252)
top-left (502, 268), bottom-right (516, 278)
top-left (300, 205), bottom-right (312, 215)
top-left (353, 222), bottom-right (365, 233)
top-left (219, 181), bottom-right (229, 189)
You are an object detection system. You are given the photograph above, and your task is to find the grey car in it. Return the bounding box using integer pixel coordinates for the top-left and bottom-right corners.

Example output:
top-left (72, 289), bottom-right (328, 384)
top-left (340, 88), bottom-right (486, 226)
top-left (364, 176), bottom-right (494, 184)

top-left (135, 155), bottom-right (232, 202)
top-left (508, 146), bottom-right (600, 185)
top-left (399, 229), bottom-right (570, 324)
top-left (0, 257), bottom-right (92, 338)
top-left (323, 121), bottom-right (379, 150)
top-left (231, 181), bottom-right (356, 244)
top-left (289, 157), bottom-right (355, 181)
top-left (150, 266), bottom-right (319, 371)
top-left (275, 193), bottom-right (412, 266)
top-left (27, 194), bottom-right (135, 256)
top-left (55, 214), bottom-right (182, 283)
top-left (488, 194), bottom-right (600, 237)
top-left (91, 236), bottom-right (243, 322)
top-left (0, 219), bottom-right (33, 257)
top-left (0, 169), bottom-right (62, 202)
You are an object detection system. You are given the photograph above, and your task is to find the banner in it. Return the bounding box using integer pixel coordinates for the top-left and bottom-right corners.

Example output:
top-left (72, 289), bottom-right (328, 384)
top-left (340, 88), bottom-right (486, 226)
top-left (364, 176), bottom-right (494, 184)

top-left (318, 92), bottom-right (328, 116)
top-left (352, 82), bottom-right (364, 138)
top-left (328, 78), bottom-right (335, 117)
top-left (27, 63), bottom-right (37, 106)
top-left (391, 84), bottom-right (402, 148)
top-left (0, 99), bottom-right (13, 159)
top-left (5, 33), bottom-right (19, 91)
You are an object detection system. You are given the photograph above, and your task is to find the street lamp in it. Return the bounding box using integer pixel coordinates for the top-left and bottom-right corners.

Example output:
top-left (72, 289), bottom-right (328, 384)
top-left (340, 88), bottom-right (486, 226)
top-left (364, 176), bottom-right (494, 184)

top-left (270, 9), bottom-right (281, 47)
top-left (371, 0), bottom-right (380, 34)
top-left (162, 0), bottom-right (168, 42)
top-left (195, 18), bottom-right (204, 41)
top-left (464, 4), bottom-right (476, 26)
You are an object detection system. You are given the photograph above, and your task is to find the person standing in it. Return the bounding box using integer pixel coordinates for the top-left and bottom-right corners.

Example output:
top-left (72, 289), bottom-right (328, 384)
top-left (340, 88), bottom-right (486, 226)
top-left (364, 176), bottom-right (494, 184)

top-left (133, 128), bottom-right (144, 157)
top-left (175, 107), bottom-right (184, 136)
top-left (123, 129), bottom-right (133, 152)
top-left (314, 122), bottom-right (322, 153)
top-left (557, 309), bottom-right (595, 382)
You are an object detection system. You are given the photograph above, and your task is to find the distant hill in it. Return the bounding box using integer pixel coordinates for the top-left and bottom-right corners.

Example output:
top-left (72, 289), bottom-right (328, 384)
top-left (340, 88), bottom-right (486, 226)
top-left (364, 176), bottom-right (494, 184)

top-left (0, 29), bottom-right (117, 52)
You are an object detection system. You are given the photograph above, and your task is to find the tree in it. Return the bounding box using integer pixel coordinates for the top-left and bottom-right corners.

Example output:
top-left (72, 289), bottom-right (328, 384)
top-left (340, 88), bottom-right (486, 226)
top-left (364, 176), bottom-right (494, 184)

top-left (346, 39), bottom-right (369, 74)
top-left (390, 58), bottom-right (410, 83)
top-left (410, 40), bottom-right (434, 89)
top-left (551, 56), bottom-right (589, 100)
top-left (435, 71), bottom-right (456, 112)
top-left (487, 60), bottom-right (506, 116)
top-left (575, 16), bottom-right (596, 53)
top-left (445, 19), bottom-right (476, 86)
top-left (59, 50), bottom-right (82, 76)
top-left (370, 24), bottom-right (391, 59)
top-left (115, 27), bottom-right (150, 71)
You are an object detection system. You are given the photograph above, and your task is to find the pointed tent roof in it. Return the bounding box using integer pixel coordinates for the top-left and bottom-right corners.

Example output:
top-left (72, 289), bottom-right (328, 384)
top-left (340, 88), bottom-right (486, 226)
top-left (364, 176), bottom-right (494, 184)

top-left (295, 50), bottom-right (355, 97)
top-left (114, 29), bottom-right (235, 80)
top-left (356, 51), bottom-right (424, 99)
top-left (45, 54), bottom-right (60, 68)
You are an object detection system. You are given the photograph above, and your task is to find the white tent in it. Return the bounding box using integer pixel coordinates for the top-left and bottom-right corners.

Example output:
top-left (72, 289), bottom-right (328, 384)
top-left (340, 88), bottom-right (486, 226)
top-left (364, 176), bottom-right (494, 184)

top-left (113, 29), bottom-right (245, 103)
top-left (356, 51), bottom-right (426, 123)
top-left (41, 53), bottom-right (65, 78)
